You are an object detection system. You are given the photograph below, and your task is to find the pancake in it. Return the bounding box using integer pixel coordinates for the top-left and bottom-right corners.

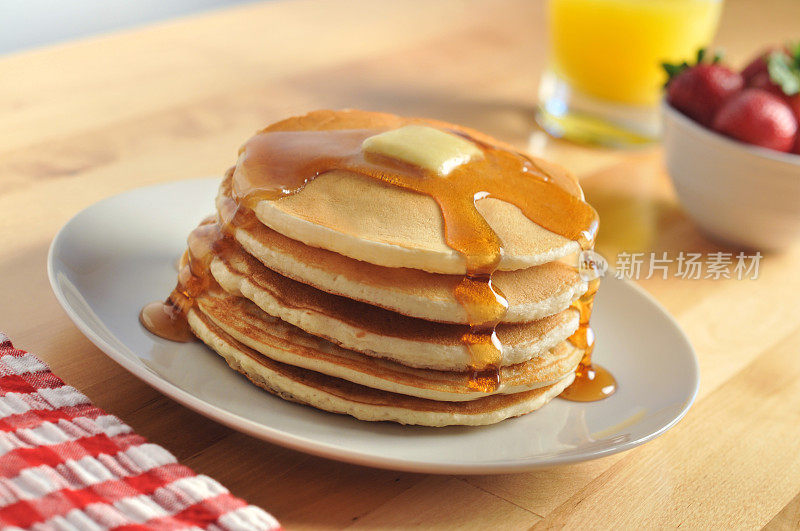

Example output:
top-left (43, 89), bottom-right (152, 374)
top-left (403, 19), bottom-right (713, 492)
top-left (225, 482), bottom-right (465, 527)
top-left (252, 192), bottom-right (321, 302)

top-left (208, 241), bottom-right (581, 370)
top-left (217, 173), bottom-right (587, 324)
top-left (187, 307), bottom-right (576, 426)
top-left (234, 110), bottom-right (586, 274)
top-left (141, 109), bottom-right (605, 425)
top-left (195, 286), bottom-right (583, 402)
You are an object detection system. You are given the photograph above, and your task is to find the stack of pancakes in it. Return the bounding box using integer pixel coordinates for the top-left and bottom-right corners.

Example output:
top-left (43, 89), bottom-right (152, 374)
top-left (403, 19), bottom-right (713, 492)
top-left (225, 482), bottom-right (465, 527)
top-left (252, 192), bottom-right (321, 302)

top-left (180, 110), bottom-right (590, 426)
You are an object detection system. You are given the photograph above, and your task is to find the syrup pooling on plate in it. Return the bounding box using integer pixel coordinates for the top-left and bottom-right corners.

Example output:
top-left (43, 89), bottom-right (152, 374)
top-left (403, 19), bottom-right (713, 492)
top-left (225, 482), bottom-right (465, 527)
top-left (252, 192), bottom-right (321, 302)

top-left (560, 278), bottom-right (616, 401)
top-left (231, 127), bottom-right (599, 392)
top-left (140, 216), bottom-right (232, 343)
top-left (139, 300), bottom-right (194, 342)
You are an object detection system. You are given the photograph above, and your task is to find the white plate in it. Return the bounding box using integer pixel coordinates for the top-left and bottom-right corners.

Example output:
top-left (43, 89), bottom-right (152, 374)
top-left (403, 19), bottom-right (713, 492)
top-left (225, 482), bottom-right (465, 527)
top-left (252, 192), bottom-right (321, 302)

top-left (48, 177), bottom-right (699, 474)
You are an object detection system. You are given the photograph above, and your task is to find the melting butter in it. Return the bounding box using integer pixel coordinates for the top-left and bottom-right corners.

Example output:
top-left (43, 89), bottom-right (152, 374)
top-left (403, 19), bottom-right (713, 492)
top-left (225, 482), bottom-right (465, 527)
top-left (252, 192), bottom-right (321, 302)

top-left (362, 125), bottom-right (483, 176)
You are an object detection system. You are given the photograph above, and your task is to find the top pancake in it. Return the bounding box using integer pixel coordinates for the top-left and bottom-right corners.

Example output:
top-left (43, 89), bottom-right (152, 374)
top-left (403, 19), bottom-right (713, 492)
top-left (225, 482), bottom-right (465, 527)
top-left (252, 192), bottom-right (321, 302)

top-left (217, 175), bottom-right (586, 324)
top-left (233, 110), bottom-right (585, 274)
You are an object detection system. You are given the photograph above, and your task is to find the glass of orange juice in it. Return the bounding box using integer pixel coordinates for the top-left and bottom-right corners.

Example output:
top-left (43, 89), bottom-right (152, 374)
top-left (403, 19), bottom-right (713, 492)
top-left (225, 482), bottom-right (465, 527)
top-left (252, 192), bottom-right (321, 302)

top-left (537, 0), bottom-right (723, 147)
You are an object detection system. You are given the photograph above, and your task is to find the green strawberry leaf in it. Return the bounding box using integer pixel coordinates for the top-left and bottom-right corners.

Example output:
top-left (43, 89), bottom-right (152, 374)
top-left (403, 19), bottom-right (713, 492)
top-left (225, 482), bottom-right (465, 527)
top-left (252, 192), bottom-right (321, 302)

top-left (662, 47), bottom-right (726, 86)
top-left (789, 41), bottom-right (800, 64)
top-left (696, 47), bottom-right (706, 64)
top-left (661, 61), bottom-right (687, 86)
top-left (768, 49), bottom-right (800, 96)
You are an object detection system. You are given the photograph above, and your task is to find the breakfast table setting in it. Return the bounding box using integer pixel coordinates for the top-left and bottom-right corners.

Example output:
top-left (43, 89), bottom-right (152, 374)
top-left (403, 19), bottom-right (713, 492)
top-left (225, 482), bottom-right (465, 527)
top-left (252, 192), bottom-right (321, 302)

top-left (2, 0), bottom-right (800, 528)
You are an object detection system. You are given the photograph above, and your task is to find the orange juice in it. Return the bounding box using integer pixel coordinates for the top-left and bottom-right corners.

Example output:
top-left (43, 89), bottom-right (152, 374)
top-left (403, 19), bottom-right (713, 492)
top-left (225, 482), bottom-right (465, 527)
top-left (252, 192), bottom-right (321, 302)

top-left (549, 0), bottom-right (723, 106)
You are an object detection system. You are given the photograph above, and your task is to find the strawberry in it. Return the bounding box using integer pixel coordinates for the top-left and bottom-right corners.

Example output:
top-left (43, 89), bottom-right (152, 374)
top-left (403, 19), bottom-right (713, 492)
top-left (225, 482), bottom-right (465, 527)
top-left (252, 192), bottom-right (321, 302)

top-left (712, 88), bottom-right (798, 152)
top-left (767, 43), bottom-right (800, 120)
top-left (663, 49), bottom-right (743, 127)
top-left (748, 71), bottom-right (788, 99)
top-left (742, 48), bottom-right (780, 85)
top-left (744, 43), bottom-right (800, 120)
top-left (787, 94), bottom-right (800, 126)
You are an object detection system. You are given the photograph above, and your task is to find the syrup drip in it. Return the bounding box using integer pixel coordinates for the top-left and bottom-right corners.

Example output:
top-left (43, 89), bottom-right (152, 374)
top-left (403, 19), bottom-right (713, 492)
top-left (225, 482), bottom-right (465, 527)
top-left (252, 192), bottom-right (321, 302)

top-left (453, 274), bottom-right (507, 391)
top-left (140, 217), bottom-right (231, 342)
top-left (142, 124), bottom-right (606, 396)
top-left (559, 278), bottom-right (617, 401)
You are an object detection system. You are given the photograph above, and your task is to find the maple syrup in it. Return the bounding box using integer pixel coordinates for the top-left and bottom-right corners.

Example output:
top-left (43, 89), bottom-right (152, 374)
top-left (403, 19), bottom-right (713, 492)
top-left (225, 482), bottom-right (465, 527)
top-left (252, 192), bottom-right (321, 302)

top-left (139, 300), bottom-right (194, 342)
top-left (559, 278), bottom-right (617, 401)
top-left (141, 121), bottom-right (609, 397)
top-left (140, 217), bottom-right (230, 341)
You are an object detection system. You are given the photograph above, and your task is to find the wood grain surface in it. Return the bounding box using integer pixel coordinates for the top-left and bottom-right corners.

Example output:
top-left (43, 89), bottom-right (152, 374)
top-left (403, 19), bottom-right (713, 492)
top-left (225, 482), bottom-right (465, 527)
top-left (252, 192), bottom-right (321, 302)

top-left (1, 0), bottom-right (799, 528)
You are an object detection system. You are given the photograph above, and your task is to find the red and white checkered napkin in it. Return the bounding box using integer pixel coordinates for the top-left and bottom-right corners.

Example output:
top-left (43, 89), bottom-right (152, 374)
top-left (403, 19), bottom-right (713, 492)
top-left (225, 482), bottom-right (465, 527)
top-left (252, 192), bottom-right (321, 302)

top-left (0, 333), bottom-right (282, 530)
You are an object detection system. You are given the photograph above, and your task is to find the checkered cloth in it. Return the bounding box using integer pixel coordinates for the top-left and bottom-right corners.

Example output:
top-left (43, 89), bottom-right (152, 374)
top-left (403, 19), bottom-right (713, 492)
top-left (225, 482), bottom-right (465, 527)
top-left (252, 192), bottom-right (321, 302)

top-left (0, 333), bottom-right (281, 530)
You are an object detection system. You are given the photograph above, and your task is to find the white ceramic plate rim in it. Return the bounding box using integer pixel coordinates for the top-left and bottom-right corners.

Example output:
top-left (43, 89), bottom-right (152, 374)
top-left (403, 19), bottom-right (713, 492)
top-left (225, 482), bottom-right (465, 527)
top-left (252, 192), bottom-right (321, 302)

top-left (47, 178), bottom-right (699, 474)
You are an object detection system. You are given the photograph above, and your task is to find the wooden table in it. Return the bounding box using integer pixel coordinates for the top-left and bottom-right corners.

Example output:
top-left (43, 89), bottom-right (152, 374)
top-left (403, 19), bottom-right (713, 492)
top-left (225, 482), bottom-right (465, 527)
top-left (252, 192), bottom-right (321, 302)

top-left (2, 0), bottom-right (799, 528)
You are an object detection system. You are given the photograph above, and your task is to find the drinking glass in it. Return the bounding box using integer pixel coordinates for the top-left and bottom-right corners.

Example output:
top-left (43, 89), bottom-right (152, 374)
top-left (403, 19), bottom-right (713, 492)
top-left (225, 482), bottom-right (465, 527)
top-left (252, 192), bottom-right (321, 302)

top-left (537, 0), bottom-right (724, 147)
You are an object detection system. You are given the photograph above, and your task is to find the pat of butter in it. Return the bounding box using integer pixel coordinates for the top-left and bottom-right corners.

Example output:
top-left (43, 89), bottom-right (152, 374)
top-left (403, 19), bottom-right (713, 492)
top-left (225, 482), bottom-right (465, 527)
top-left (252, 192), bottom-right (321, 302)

top-left (362, 125), bottom-right (483, 176)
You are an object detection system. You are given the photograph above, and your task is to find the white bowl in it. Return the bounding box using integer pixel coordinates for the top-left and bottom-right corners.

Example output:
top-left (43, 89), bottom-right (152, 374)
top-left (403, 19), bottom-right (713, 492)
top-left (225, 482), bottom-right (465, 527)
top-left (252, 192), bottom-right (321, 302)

top-left (662, 102), bottom-right (800, 250)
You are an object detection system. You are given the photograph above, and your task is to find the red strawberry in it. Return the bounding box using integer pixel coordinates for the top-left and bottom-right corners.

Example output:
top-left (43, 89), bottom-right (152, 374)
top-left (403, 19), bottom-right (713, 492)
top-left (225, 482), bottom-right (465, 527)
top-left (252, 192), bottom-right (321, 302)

top-left (742, 43), bottom-right (800, 101)
top-left (712, 88), bottom-right (798, 152)
top-left (664, 50), bottom-right (743, 127)
top-left (792, 125), bottom-right (800, 155)
top-left (788, 93), bottom-right (800, 124)
top-left (762, 43), bottom-right (800, 124)
top-left (748, 70), bottom-right (786, 98)
top-left (742, 48), bottom-right (779, 85)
